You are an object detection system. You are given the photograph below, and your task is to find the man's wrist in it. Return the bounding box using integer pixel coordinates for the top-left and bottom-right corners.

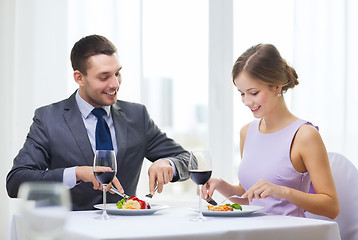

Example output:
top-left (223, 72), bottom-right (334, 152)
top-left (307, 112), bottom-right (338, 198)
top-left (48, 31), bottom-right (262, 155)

top-left (63, 166), bottom-right (78, 189)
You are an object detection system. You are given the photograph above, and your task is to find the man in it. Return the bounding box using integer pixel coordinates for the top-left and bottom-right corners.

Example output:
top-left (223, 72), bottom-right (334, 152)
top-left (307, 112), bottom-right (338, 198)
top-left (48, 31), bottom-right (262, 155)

top-left (6, 34), bottom-right (190, 210)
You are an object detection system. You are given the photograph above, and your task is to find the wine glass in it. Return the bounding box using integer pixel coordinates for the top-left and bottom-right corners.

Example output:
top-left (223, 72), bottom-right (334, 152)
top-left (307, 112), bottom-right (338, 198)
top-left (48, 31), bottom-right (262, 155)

top-left (93, 150), bottom-right (117, 220)
top-left (189, 150), bottom-right (213, 221)
top-left (17, 182), bottom-right (71, 240)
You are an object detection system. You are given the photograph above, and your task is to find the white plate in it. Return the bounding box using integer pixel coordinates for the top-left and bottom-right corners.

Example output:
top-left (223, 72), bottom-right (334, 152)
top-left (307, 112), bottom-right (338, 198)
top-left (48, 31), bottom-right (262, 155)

top-left (94, 203), bottom-right (168, 215)
top-left (189, 205), bottom-right (264, 217)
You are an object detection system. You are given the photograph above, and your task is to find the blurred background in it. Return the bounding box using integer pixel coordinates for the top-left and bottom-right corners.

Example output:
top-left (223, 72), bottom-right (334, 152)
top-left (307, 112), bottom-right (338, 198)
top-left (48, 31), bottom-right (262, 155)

top-left (1, 0), bottom-right (357, 238)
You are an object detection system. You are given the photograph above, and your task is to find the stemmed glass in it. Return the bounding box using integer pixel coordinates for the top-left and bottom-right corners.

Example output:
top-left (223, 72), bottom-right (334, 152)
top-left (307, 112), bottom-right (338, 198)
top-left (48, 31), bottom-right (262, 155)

top-left (93, 150), bottom-right (117, 220)
top-left (189, 150), bottom-right (213, 221)
top-left (18, 182), bottom-right (71, 240)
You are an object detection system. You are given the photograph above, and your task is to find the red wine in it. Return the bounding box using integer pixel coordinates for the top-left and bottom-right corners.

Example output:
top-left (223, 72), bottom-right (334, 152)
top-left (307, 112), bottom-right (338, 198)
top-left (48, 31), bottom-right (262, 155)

top-left (189, 170), bottom-right (212, 185)
top-left (94, 171), bottom-right (116, 185)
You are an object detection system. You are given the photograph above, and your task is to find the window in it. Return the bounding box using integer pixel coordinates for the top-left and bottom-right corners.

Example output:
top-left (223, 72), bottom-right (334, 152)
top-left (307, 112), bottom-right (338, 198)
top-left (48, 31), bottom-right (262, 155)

top-left (233, 0), bottom-right (294, 172)
top-left (140, 0), bottom-right (209, 198)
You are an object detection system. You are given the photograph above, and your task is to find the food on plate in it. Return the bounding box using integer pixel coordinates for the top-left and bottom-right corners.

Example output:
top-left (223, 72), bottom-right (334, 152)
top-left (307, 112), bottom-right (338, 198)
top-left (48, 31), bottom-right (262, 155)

top-left (116, 195), bottom-right (151, 209)
top-left (207, 203), bottom-right (242, 211)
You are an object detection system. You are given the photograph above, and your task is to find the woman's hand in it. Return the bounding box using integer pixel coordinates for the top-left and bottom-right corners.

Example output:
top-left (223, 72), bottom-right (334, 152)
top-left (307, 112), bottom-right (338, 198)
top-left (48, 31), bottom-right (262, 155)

top-left (241, 179), bottom-right (287, 202)
top-left (201, 178), bottom-right (221, 200)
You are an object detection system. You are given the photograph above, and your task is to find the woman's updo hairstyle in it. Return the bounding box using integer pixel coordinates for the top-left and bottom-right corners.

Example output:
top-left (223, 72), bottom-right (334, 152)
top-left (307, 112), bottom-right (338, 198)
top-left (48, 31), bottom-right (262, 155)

top-left (232, 44), bottom-right (299, 93)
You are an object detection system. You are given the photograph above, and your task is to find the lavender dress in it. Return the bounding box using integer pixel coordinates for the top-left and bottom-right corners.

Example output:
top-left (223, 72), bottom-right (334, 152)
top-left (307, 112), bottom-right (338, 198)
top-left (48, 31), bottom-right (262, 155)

top-left (239, 119), bottom-right (312, 217)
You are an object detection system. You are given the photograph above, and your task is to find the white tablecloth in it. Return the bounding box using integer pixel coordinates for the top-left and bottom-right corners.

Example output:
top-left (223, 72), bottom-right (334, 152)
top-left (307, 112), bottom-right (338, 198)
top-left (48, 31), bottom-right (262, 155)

top-left (8, 203), bottom-right (341, 240)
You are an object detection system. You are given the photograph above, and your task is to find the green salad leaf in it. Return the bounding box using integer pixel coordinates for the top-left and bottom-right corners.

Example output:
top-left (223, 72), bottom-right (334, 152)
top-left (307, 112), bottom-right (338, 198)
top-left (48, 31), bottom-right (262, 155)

top-left (116, 197), bottom-right (128, 209)
top-left (226, 203), bottom-right (243, 211)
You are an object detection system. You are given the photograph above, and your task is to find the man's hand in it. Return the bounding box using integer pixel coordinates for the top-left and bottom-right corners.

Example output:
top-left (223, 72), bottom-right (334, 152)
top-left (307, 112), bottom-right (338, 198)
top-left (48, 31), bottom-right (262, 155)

top-left (75, 166), bottom-right (124, 194)
top-left (109, 177), bottom-right (124, 195)
top-left (148, 159), bottom-right (174, 195)
top-left (76, 166), bottom-right (101, 190)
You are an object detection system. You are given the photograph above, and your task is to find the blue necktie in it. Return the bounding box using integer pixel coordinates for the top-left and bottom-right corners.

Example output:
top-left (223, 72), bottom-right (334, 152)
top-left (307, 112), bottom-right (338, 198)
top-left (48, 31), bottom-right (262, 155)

top-left (92, 108), bottom-right (113, 150)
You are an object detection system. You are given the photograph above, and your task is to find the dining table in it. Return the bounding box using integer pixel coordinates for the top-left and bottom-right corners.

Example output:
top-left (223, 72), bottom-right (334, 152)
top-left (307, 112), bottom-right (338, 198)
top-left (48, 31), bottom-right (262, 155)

top-left (7, 199), bottom-right (341, 240)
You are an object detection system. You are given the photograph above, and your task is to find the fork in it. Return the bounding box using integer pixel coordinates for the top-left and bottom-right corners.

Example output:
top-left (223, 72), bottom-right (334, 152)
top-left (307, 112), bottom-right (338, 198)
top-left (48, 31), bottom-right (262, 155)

top-left (110, 187), bottom-right (130, 199)
top-left (145, 186), bottom-right (158, 199)
top-left (221, 195), bottom-right (246, 204)
top-left (111, 186), bottom-right (157, 202)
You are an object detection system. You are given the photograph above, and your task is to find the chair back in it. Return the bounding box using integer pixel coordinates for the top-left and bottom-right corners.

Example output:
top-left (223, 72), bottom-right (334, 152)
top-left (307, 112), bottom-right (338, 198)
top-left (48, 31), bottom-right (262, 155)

top-left (305, 152), bottom-right (358, 240)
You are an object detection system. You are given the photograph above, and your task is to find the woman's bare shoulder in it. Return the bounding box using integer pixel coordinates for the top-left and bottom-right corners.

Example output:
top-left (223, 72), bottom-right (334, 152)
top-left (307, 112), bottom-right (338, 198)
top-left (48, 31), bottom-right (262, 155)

top-left (294, 122), bottom-right (326, 156)
top-left (296, 123), bottom-right (321, 142)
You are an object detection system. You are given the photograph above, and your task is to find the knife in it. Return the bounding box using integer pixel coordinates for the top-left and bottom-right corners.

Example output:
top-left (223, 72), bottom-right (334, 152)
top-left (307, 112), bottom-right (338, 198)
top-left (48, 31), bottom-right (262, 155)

top-left (206, 196), bottom-right (217, 205)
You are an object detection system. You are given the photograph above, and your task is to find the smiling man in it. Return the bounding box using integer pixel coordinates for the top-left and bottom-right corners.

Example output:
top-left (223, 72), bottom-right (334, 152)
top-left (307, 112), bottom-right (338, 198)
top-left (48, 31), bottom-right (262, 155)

top-left (6, 35), bottom-right (190, 210)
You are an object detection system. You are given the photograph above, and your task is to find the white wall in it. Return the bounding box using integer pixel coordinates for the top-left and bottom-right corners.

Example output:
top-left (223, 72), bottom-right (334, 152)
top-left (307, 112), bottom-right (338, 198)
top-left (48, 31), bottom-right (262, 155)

top-left (209, 0), bottom-right (234, 180)
top-left (292, 0), bottom-right (358, 165)
top-left (0, 0), bottom-right (16, 238)
top-left (1, 0), bottom-right (70, 238)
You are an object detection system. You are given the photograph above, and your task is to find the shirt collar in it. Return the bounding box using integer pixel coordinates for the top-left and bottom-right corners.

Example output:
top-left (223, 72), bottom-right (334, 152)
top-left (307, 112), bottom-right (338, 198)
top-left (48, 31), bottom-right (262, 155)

top-left (75, 90), bottom-right (111, 118)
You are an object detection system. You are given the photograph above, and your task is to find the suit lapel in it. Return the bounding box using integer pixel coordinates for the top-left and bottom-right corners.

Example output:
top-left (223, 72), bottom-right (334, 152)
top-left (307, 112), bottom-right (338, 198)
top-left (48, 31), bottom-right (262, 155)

top-left (63, 93), bottom-right (94, 166)
top-left (111, 103), bottom-right (127, 169)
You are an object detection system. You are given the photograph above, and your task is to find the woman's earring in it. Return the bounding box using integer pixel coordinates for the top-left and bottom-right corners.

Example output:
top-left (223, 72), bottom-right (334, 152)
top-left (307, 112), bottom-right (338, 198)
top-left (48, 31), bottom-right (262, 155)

top-left (277, 93), bottom-right (282, 97)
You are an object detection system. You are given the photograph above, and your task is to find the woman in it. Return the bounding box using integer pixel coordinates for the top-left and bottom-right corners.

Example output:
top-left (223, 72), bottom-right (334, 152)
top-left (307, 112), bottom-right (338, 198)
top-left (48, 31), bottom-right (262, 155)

top-left (203, 44), bottom-right (339, 219)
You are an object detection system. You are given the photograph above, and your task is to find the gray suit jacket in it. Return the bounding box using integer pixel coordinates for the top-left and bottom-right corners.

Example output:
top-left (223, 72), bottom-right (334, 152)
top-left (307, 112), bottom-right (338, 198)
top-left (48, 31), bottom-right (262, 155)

top-left (6, 92), bottom-right (189, 210)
